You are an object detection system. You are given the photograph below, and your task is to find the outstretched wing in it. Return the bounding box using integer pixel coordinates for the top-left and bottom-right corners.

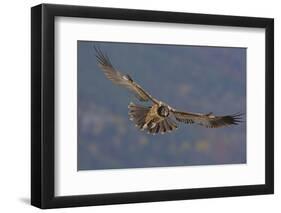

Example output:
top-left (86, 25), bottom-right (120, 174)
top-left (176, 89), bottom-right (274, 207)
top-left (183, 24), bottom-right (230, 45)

top-left (172, 110), bottom-right (243, 128)
top-left (95, 47), bottom-right (157, 103)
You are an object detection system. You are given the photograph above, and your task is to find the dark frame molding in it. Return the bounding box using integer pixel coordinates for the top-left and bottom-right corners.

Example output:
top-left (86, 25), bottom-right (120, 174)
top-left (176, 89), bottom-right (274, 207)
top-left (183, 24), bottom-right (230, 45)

top-left (31, 3), bottom-right (274, 209)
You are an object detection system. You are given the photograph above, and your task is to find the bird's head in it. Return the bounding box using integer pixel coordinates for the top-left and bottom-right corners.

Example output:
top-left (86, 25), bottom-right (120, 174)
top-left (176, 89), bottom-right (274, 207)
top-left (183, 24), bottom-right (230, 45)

top-left (158, 105), bottom-right (170, 117)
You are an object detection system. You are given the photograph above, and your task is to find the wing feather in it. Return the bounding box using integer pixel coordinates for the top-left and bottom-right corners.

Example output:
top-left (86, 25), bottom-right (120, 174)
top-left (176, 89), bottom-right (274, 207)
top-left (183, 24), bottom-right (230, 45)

top-left (172, 110), bottom-right (243, 128)
top-left (95, 47), bottom-right (156, 102)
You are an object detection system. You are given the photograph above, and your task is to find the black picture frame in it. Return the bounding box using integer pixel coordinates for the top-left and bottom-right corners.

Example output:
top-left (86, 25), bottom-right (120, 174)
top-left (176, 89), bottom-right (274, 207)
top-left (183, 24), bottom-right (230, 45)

top-left (31, 3), bottom-right (274, 209)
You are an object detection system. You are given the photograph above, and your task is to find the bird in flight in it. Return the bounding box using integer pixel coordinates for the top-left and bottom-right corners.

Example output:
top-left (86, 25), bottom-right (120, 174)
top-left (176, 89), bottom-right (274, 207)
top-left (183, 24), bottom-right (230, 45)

top-left (95, 47), bottom-right (242, 134)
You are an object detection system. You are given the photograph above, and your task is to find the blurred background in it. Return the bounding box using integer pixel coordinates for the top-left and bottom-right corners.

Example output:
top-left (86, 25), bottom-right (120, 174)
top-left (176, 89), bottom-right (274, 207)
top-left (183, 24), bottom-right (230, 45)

top-left (78, 41), bottom-right (246, 170)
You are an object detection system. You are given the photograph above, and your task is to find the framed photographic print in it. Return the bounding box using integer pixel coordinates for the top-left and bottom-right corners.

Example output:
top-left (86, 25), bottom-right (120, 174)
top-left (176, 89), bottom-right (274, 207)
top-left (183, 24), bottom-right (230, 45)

top-left (31, 3), bottom-right (274, 209)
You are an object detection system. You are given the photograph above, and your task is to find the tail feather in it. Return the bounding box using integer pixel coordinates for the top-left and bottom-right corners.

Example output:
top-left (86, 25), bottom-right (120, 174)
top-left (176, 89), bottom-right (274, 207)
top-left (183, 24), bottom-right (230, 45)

top-left (159, 122), bottom-right (166, 134)
top-left (149, 125), bottom-right (158, 134)
top-left (149, 123), bottom-right (161, 134)
top-left (163, 120), bottom-right (170, 132)
top-left (151, 118), bottom-right (177, 134)
top-left (166, 118), bottom-right (178, 130)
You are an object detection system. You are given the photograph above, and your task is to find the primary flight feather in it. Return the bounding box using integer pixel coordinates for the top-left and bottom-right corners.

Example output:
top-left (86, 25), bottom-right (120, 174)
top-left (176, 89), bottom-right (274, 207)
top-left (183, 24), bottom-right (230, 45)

top-left (95, 47), bottom-right (243, 134)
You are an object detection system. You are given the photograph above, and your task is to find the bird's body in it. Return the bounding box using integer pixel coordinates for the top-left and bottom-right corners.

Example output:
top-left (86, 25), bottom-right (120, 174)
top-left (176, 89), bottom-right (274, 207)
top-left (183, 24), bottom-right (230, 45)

top-left (95, 47), bottom-right (243, 134)
top-left (145, 104), bottom-right (161, 124)
top-left (128, 102), bottom-right (178, 134)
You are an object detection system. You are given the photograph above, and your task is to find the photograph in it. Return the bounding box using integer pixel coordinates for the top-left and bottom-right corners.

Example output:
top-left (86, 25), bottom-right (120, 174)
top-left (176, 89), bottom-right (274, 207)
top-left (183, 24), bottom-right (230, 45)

top-left (30, 3), bottom-right (273, 209)
top-left (78, 41), bottom-right (246, 171)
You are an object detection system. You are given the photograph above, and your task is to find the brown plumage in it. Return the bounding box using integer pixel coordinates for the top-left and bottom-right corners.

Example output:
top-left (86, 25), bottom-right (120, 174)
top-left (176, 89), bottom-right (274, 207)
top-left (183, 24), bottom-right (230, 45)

top-left (95, 47), bottom-right (243, 134)
top-left (128, 102), bottom-right (178, 134)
